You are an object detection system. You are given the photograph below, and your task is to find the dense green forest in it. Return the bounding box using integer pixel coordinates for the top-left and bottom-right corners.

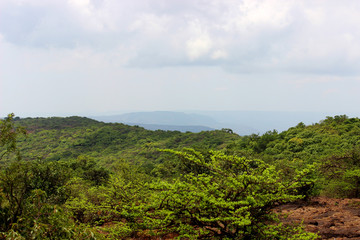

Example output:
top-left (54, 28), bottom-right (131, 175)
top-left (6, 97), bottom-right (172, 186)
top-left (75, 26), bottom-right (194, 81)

top-left (1, 113), bottom-right (360, 239)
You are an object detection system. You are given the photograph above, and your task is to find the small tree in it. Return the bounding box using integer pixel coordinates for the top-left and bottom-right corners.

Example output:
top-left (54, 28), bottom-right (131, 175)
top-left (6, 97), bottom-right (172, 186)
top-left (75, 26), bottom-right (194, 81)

top-left (0, 113), bottom-right (26, 161)
top-left (148, 148), bottom-right (316, 239)
top-left (0, 114), bottom-right (96, 239)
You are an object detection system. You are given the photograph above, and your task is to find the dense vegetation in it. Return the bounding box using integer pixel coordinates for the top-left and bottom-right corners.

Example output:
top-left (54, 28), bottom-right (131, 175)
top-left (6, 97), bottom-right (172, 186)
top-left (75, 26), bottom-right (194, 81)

top-left (1, 113), bottom-right (360, 239)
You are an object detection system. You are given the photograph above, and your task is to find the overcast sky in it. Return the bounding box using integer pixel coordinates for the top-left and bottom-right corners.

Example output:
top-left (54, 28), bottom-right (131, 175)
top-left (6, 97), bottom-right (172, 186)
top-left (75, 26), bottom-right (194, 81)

top-left (1, 0), bottom-right (360, 117)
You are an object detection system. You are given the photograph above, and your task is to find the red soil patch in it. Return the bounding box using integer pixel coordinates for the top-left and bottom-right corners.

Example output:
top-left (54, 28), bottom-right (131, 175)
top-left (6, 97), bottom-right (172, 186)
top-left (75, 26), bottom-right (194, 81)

top-left (274, 197), bottom-right (360, 239)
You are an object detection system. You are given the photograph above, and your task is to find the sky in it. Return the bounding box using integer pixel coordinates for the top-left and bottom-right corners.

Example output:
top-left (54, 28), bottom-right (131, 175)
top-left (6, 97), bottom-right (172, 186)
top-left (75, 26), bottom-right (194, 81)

top-left (1, 0), bottom-right (360, 117)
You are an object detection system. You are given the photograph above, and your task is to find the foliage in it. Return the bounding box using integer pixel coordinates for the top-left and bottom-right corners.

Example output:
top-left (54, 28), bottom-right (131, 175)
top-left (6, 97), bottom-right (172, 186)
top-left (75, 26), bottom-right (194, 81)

top-left (3, 113), bottom-right (360, 238)
top-left (2, 189), bottom-right (97, 240)
top-left (69, 155), bottom-right (110, 186)
top-left (227, 115), bottom-right (360, 198)
top-left (145, 149), bottom-right (316, 239)
top-left (0, 113), bottom-right (26, 161)
top-left (319, 148), bottom-right (360, 197)
top-left (0, 115), bottom-right (98, 239)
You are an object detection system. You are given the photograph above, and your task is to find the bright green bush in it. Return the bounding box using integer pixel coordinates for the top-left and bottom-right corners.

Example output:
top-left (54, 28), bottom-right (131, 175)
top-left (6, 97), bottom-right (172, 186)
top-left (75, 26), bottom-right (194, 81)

top-left (145, 148), bottom-right (316, 239)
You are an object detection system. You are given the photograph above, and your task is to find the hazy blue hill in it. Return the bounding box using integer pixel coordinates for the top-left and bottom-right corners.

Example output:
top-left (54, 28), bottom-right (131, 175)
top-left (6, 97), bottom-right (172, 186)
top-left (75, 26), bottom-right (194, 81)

top-left (191, 110), bottom-right (343, 134)
top-left (128, 123), bottom-right (214, 132)
top-left (92, 111), bottom-right (219, 126)
top-left (91, 111), bottom-right (259, 135)
top-left (91, 111), bottom-right (220, 133)
top-left (90, 110), bottom-right (345, 135)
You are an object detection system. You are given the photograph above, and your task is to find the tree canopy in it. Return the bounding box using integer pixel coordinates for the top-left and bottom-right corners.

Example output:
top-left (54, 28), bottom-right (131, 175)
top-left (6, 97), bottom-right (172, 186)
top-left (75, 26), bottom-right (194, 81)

top-left (1, 114), bottom-right (360, 238)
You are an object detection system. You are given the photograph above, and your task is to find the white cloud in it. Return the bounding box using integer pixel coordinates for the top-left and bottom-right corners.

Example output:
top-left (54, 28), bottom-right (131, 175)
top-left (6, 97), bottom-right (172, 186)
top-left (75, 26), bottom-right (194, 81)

top-left (66, 0), bottom-right (115, 32)
top-left (239, 0), bottom-right (293, 29)
top-left (2, 0), bottom-right (360, 74)
top-left (68, 0), bottom-right (90, 8)
top-left (129, 14), bottom-right (169, 36)
top-left (211, 50), bottom-right (228, 60)
top-left (185, 18), bottom-right (215, 60)
top-left (186, 35), bottom-right (213, 60)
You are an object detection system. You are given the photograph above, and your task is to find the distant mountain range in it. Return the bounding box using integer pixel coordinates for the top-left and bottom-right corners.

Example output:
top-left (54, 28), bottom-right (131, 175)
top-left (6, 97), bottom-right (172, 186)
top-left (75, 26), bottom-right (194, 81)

top-left (93, 111), bottom-right (218, 126)
top-left (91, 110), bottom-right (355, 135)
top-left (193, 111), bottom-right (333, 134)
top-left (126, 123), bottom-right (214, 133)
top-left (92, 111), bottom-right (218, 133)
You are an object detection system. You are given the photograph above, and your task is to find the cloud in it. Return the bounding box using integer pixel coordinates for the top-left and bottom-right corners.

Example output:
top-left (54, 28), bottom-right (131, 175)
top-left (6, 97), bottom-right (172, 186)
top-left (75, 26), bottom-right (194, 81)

top-left (186, 20), bottom-right (213, 60)
top-left (1, 0), bottom-right (360, 75)
top-left (211, 50), bottom-right (228, 60)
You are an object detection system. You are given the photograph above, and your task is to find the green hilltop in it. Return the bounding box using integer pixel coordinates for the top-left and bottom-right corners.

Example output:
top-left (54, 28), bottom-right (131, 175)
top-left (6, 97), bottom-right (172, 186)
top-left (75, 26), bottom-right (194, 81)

top-left (0, 114), bottom-right (359, 239)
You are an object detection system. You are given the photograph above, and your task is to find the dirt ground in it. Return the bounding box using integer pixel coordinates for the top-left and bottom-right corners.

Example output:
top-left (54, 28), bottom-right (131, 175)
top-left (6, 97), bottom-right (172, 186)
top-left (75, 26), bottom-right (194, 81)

top-left (129, 197), bottom-right (360, 239)
top-left (274, 197), bottom-right (360, 240)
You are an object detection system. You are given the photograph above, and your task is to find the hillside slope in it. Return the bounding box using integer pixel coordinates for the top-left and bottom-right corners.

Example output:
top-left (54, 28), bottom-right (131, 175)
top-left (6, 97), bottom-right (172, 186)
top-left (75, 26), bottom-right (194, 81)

top-left (3, 114), bottom-right (360, 239)
top-left (14, 116), bottom-right (238, 169)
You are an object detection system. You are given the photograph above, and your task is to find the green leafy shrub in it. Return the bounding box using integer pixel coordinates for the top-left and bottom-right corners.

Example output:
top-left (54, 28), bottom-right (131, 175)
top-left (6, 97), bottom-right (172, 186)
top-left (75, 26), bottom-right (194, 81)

top-left (145, 149), bottom-right (316, 239)
top-left (0, 189), bottom-right (97, 240)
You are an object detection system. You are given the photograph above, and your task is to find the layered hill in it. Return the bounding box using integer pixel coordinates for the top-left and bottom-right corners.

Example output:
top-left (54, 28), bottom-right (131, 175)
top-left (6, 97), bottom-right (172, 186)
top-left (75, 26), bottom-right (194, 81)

top-left (3, 114), bottom-right (360, 239)
top-left (14, 116), bottom-right (238, 169)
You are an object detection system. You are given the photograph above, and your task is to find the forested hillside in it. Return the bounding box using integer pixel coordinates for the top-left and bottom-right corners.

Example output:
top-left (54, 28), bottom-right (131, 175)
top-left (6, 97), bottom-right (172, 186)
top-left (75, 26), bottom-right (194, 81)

top-left (1, 114), bottom-right (360, 239)
top-left (14, 116), bottom-right (238, 174)
top-left (227, 115), bottom-right (360, 198)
